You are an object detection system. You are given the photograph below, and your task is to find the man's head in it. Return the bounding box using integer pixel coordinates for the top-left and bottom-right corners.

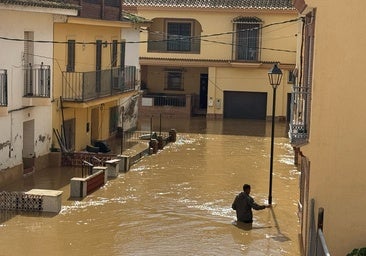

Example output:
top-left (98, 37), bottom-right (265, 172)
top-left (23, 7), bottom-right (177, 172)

top-left (243, 184), bottom-right (251, 194)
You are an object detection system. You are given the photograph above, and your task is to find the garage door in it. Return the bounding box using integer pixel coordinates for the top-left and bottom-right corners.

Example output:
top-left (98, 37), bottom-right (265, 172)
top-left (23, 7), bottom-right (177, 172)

top-left (224, 91), bottom-right (267, 119)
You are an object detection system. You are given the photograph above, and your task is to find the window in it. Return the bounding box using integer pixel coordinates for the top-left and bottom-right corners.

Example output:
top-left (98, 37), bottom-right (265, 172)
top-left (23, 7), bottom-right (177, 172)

top-left (165, 69), bottom-right (183, 90)
top-left (147, 18), bottom-right (201, 53)
top-left (167, 22), bottom-right (192, 51)
top-left (111, 40), bottom-right (118, 67)
top-left (67, 40), bottom-right (75, 72)
top-left (233, 17), bottom-right (262, 61)
top-left (0, 69), bottom-right (7, 106)
top-left (120, 41), bottom-right (126, 69)
top-left (288, 70), bottom-right (296, 84)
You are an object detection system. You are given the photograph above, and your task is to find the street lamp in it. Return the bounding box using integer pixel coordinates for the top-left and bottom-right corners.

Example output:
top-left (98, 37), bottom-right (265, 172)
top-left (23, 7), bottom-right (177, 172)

top-left (267, 63), bottom-right (283, 205)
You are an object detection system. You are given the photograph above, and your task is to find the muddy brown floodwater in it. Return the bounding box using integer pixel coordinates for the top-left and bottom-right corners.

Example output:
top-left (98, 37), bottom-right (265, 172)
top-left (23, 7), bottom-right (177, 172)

top-left (0, 117), bottom-right (300, 256)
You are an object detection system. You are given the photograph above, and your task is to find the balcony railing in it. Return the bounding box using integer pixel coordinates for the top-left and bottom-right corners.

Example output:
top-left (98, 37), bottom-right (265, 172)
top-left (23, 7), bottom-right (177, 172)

top-left (289, 86), bottom-right (311, 145)
top-left (142, 94), bottom-right (186, 107)
top-left (24, 63), bottom-right (50, 97)
top-left (62, 66), bottom-right (137, 102)
top-left (0, 69), bottom-right (8, 106)
top-left (147, 33), bottom-right (200, 53)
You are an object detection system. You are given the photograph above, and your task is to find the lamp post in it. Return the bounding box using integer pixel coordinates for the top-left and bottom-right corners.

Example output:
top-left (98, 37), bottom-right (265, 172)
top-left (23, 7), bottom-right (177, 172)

top-left (267, 63), bottom-right (283, 205)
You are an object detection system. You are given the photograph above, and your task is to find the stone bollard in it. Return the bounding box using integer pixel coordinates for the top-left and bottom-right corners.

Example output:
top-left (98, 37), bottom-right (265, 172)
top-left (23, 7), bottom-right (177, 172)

top-left (117, 155), bottom-right (130, 172)
top-left (169, 129), bottom-right (177, 142)
top-left (105, 159), bottom-right (120, 178)
top-left (149, 139), bottom-right (158, 154)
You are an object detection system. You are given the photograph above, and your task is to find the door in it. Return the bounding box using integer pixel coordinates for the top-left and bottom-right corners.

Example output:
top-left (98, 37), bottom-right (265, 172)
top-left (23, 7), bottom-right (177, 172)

top-left (199, 74), bottom-right (208, 109)
top-left (63, 118), bottom-right (75, 151)
top-left (224, 91), bottom-right (267, 119)
top-left (23, 120), bottom-right (35, 174)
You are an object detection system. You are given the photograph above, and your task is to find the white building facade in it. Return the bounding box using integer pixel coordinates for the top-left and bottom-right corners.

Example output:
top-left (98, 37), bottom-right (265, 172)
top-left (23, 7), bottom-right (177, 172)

top-left (0, 1), bottom-right (77, 186)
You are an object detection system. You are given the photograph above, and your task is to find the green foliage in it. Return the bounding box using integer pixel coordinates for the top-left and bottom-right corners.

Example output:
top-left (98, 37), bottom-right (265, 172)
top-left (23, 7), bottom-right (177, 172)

top-left (347, 248), bottom-right (366, 256)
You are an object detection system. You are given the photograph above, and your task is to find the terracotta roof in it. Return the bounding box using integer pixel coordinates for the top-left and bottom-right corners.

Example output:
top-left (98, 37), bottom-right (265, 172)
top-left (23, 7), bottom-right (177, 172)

top-left (122, 10), bottom-right (152, 23)
top-left (0, 0), bottom-right (80, 10)
top-left (124, 0), bottom-right (294, 10)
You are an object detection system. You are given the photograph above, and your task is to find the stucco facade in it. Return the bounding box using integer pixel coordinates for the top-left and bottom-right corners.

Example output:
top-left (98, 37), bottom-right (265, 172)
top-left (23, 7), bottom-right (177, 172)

top-left (52, 11), bottom-right (145, 152)
top-left (291, 0), bottom-right (366, 255)
top-left (125, 0), bottom-right (298, 120)
top-left (0, 3), bottom-right (77, 186)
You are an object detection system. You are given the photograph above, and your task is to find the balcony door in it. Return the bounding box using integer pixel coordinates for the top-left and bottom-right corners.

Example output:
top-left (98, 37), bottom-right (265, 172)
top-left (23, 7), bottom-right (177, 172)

top-left (167, 21), bottom-right (191, 51)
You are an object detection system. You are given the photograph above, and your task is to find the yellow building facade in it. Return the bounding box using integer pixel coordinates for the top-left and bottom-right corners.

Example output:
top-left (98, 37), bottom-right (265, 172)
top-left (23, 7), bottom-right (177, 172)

top-left (125, 0), bottom-right (298, 120)
top-left (52, 4), bottom-right (145, 152)
top-left (290, 0), bottom-right (366, 255)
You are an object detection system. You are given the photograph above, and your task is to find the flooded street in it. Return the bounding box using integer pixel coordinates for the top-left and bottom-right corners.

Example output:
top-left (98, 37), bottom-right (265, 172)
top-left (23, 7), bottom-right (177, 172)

top-left (0, 118), bottom-right (300, 256)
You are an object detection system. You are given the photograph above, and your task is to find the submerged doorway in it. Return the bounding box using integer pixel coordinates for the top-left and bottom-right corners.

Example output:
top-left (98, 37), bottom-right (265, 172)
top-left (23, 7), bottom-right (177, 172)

top-left (91, 107), bottom-right (100, 143)
top-left (23, 119), bottom-right (35, 175)
top-left (200, 74), bottom-right (208, 109)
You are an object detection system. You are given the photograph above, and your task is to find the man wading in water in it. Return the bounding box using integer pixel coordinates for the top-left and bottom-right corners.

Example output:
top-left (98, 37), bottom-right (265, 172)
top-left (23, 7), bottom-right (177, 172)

top-left (232, 184), bottom-right (271, 223)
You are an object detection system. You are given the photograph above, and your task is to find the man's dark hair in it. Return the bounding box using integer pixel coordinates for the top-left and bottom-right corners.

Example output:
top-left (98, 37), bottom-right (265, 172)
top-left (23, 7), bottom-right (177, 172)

top-left (243, 184), bottom-right (251, 191)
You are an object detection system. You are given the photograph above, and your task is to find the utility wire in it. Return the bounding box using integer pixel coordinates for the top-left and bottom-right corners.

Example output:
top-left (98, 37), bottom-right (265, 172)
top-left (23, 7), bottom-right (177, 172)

top-left (0, 17), bottom-right (301, 47)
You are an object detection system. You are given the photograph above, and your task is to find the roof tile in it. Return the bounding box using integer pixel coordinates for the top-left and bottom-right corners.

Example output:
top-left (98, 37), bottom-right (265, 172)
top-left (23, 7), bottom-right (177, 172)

top-left (124, 0), bottom-right (294, 10)
top-left (0, 0), bottom-right (79, 10)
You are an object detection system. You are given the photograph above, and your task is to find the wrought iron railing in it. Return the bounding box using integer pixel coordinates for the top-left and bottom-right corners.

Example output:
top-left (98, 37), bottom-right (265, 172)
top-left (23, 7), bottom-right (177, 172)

top-left (0, 69), bottom-right (8, 106)
top-left (147, 33), bottom-right (200, 53)
top-left (289, 86), bottom-right (311, 145)
top-left (24, 63), bottom-right (50, 97)
top-left (308, 199), bottom-right (331, 256)
top-left (62, 66), bottom-right (137, 102)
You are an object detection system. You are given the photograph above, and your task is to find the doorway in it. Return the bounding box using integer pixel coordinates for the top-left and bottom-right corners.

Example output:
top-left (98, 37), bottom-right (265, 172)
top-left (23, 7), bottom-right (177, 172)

top-left (23, 120), bottom-right (35, 175)
top-left (199, 74), bottom-right (208, 109)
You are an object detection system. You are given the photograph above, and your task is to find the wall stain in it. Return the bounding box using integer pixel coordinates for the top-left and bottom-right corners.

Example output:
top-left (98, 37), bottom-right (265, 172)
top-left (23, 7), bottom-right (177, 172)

top-left (38, 134), bottom-right (46, 143)
top-left (0, 141), bottom-right (11, 151)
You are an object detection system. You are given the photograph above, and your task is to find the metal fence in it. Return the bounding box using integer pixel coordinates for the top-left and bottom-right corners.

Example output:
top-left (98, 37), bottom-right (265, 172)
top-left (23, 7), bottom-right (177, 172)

top-left (308, 199), bottom-right (331, 256)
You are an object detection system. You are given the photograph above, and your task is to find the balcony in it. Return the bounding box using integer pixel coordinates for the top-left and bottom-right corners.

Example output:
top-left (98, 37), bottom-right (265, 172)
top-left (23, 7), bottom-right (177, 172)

top-left (289, 87), bottom-right (310, 146)
top-left (147, 18), bottom-right (201, 54)
top-left (62, 66), bottom-right (137, 102)
top-left (148, 36), bottom-right (201, 53)
top-left (23, 63), bottom-right (51, 107)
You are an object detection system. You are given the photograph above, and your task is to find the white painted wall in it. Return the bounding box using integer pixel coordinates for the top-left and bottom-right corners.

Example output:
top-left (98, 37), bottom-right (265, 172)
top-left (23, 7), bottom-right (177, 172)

top-left (0, 7), bottom-right (68, 170)
top-left (119, 27), bottom-right (141, 131)
top-left (123, 27), bottom-right (141, 68)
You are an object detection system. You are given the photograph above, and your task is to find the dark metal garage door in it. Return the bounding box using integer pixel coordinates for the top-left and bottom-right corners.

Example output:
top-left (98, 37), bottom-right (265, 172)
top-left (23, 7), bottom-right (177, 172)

top-left (224, 91), bottom-right (267, 119)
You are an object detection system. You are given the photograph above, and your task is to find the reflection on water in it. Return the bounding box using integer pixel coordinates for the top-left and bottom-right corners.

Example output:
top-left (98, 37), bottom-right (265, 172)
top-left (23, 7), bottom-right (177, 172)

top-left (0, 118), bottom-right (300, 256)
